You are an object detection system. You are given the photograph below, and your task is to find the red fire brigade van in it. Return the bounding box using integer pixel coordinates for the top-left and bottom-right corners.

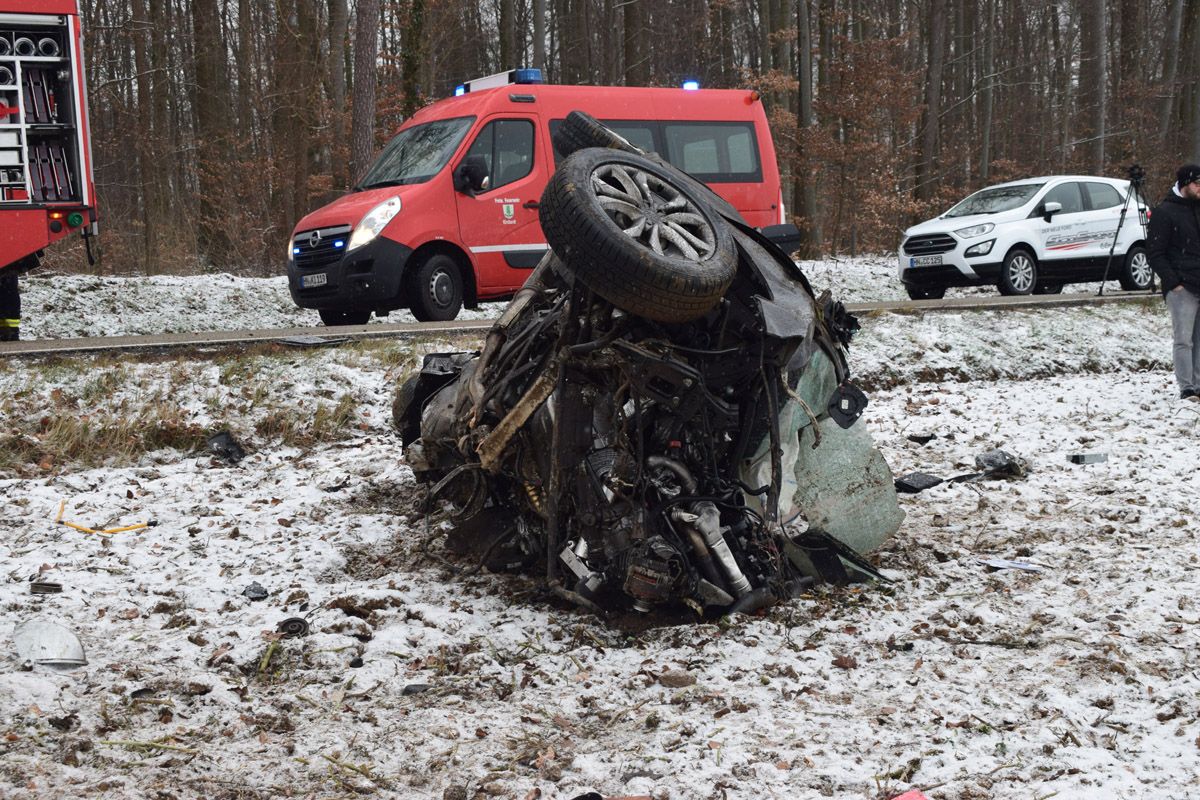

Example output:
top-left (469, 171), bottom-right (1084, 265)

top-left (0, 0), bottom-right (97, 277)
top-left (287, 70), bottom-right (787, 324)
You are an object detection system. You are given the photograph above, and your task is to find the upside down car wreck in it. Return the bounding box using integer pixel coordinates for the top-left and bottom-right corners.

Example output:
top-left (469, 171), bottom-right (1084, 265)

top-left (394, 112), bottom-right (903, 618)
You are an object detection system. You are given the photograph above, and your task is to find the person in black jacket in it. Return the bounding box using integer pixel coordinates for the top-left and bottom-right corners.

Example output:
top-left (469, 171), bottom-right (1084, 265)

top-left (1147, 163), bottom-right (1200, 402)
top-left (0, 268), bottom-right (18, 342)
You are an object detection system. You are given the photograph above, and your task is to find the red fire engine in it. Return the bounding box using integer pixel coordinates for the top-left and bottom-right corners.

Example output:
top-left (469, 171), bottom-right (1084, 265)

top-left (0, 0), bottom-right (97, 281)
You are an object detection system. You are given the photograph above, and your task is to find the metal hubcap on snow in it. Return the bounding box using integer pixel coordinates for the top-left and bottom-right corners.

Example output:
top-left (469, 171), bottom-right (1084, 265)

top-left (1130, 252), bottom-right (1152, 287)
top-left (1008, 256), bottom-right (1034, 292)
top-left (590, 163), bottom-right (717, 260)
top-left (429, 269), bottom-right (454, 308)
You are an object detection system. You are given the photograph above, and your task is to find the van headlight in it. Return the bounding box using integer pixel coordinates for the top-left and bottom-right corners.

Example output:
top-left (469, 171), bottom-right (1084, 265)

top-left (954, 222), bottom-right (994, 238)
top-left (348, 196), bottom-right (402, 252)
top-left (964, 239), bottom-right (995, 257)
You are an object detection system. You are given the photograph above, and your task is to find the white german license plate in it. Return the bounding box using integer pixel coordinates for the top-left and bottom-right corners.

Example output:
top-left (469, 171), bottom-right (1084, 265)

top-left (301, 272), bottom-right (328, 288)
top-left (910, 255), bottom-right (942, 267)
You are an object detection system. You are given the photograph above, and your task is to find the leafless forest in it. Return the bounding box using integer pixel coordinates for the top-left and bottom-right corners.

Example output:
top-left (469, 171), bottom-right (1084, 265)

top-left (73, 0), bottom-right (1200, 274)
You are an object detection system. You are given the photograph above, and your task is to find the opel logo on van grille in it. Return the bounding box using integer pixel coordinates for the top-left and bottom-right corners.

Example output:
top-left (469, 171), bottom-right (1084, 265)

top-left (308, 230), bottom-right (323, 249)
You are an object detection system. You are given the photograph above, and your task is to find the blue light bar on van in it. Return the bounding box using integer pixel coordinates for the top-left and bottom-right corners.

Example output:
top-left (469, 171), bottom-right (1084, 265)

top-left (683, 80), bottom-right (700, 90)
top-left (458, 68), bottom-right (543, 94)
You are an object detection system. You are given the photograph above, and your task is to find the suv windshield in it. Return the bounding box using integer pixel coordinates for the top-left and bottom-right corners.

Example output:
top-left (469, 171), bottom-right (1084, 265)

top-left (944, 183), bottom-right (1044, 217)
top-left (356, 116), bottom-right (476, 189)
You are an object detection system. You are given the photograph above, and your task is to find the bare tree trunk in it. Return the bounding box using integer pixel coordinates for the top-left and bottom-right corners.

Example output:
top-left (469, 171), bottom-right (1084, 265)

top-left (1079, 0), bottom-right (1107, 171)
top-left (534, 0), bottom-right (547, 71)
top-left (328, 0), bottom-right (349, 194)
top-left (500, 0), bottom-right (516, 68)
top-left (916, 0), bottom-right (946, 203)
top-left (1159, 0), bottom-right (1184, 148)
top-left (402, 0), bottom-right (426, 119)
top-left (351, 0), bottom-right (380, 183)
top-left (192, 0), bottom-right (231, 262)
top-left (793, 0), bottom-right (820, 255)
top-left (132, 0), bottom-right (155, 268)
top-left (624, 0), bottom-right (648, 85)
top-left (980, 0), bottom-right (995, 181)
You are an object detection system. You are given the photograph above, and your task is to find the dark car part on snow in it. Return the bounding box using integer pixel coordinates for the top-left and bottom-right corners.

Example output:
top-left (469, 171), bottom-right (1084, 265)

top-left (894, 472), bottom-right (945, 494)
top-left (276, 617), bottom-right (311, 638)
top-left (396, 134), bottom-right (902, 618)
top-left (974, 448), bottom-right (1028, 478)
top-left (241, 582), bottom-right (269, 601)
top-left (206, 431), bottom-right (247, 463)
top-left (1068, 453), bottom-right (1107, 464)
top-left (29, 579), bottom-right (63, 594)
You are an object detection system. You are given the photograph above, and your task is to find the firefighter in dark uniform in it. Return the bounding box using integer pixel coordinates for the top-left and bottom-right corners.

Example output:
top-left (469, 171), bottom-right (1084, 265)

top-left (0, 254), bottom-right (35, 341)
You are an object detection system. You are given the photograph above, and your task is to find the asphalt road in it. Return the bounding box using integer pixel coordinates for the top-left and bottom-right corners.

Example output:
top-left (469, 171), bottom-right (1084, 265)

top-left (0, 289), bottom-right (1158, 358)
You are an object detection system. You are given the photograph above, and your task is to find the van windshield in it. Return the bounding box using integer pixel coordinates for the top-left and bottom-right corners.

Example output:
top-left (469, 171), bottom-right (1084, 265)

top-left (356, 116), bottom-right (476, 190)
top-left (944, 183), bottom-right (1044, 217)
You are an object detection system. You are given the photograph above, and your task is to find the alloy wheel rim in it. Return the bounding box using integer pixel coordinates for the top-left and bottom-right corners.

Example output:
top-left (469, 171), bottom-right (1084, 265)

top-left (590, 163), bottom-right (717, 260)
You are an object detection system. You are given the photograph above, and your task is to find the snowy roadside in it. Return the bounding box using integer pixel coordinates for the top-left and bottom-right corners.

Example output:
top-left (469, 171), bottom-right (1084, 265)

top-left (1, 266), bottom-right (1197, 800)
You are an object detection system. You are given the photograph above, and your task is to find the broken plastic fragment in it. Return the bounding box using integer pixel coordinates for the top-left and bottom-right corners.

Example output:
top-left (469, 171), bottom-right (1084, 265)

top-left (894, 471), bottom-right (944, 494)
top-left (241, 581), bottom-right (269, 601)
top-left (13, 619), bottom-right (87, 667)
top-left (977, 558), bottom-right (1042, 573)
top-left (206, 431), bottom-right (246, 463)
top-left (1067, 453), bottom-right (1107, 464)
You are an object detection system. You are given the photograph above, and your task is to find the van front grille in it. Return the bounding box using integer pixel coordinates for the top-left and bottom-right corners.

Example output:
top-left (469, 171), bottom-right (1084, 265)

top-left (293, 225), bottom-right (353, 271)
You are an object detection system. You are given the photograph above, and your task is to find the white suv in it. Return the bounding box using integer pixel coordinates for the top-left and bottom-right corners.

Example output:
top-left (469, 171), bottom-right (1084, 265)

top-left (898, 175), bottom-right (1151, 299)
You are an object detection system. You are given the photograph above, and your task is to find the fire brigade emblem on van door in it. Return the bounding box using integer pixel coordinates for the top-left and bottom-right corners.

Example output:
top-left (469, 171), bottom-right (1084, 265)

top-left (502, 204), bottom-right (515, 220)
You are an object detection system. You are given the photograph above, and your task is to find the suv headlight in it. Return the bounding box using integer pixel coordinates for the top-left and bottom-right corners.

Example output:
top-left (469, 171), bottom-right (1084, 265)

top-left (348, 196), bottom-right (402, 252)
top-left (954, 222), bottom-right (994, 238)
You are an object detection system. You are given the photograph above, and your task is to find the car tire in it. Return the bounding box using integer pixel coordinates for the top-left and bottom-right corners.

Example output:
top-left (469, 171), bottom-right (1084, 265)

top-left (998, 249), bottom-right (1037, 296)
top-left (905, 285), bottom-right (946, 300)
top-left (1033, 282), bottom-right (1063, 295)
top-left (539, 148), bottom-right (737, 323)
top-left (1119, 245), bottom-right (1153, 291)
top-left (553, 110), bottom-right (645, 159)
top-left (391, 373), bottom-right (422, 438)
top-left (408, 253), bottom-right (464, 322)
top-left (319, 309), bottom-right (371, 326)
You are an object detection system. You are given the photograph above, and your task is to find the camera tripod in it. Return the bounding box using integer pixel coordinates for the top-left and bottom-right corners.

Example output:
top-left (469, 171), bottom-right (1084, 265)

top-left (1098, 163), bottom-right (1151, 297)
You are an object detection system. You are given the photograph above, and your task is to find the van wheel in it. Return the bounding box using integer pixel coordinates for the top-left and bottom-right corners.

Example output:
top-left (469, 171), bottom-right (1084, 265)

top-left (998, 249), bottom-right (1037, 295)
top-left (409, 253), bottom-right (463, 322)
top-left (905, 285), bottom-right (945, 300)
top-left (319, 310), bottom-right (371, 326)
top-left (540, 149), bottom-right (737, 323)
top-left (1119, 246), bottom-right (1153, 291)
top-left (1033, 282), bottom-right (1063, 294)
top-left (553, 110), bottom-right (645, 158)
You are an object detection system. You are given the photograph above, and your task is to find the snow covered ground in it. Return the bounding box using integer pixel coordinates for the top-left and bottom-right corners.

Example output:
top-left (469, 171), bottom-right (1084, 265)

top-left (1, 261), bottom-right (1197, 800)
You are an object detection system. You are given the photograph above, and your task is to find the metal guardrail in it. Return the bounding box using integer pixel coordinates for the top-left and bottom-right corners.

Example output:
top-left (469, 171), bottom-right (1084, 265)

top-left (0, 289), bottom-right (1159, 358)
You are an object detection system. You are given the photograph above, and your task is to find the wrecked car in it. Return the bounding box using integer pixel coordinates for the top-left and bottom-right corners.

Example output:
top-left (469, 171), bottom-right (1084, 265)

top-left (394, 112), bottom-right (903, 618)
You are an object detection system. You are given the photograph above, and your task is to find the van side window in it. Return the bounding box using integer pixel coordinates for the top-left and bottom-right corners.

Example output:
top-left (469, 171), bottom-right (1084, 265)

top-left (1041, 182), bottom-right (1084, 214)
top-left (1084, 181), bottom-right (1123, 210)
top-left (662, 122), bottom-right (761, 183)
top-left (548, 120), bottom-right (656, 164)
top-left (465, 119), bottom-right (535, 191)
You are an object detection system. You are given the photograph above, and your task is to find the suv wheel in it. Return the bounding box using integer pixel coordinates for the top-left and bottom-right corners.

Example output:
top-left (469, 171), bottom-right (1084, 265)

top-left (905, 285), bottom-right (945, 300)
top-left (999, 249), bottom-right (1037, 295)
top-left (1119, 246), bottom-right (1153, 291)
